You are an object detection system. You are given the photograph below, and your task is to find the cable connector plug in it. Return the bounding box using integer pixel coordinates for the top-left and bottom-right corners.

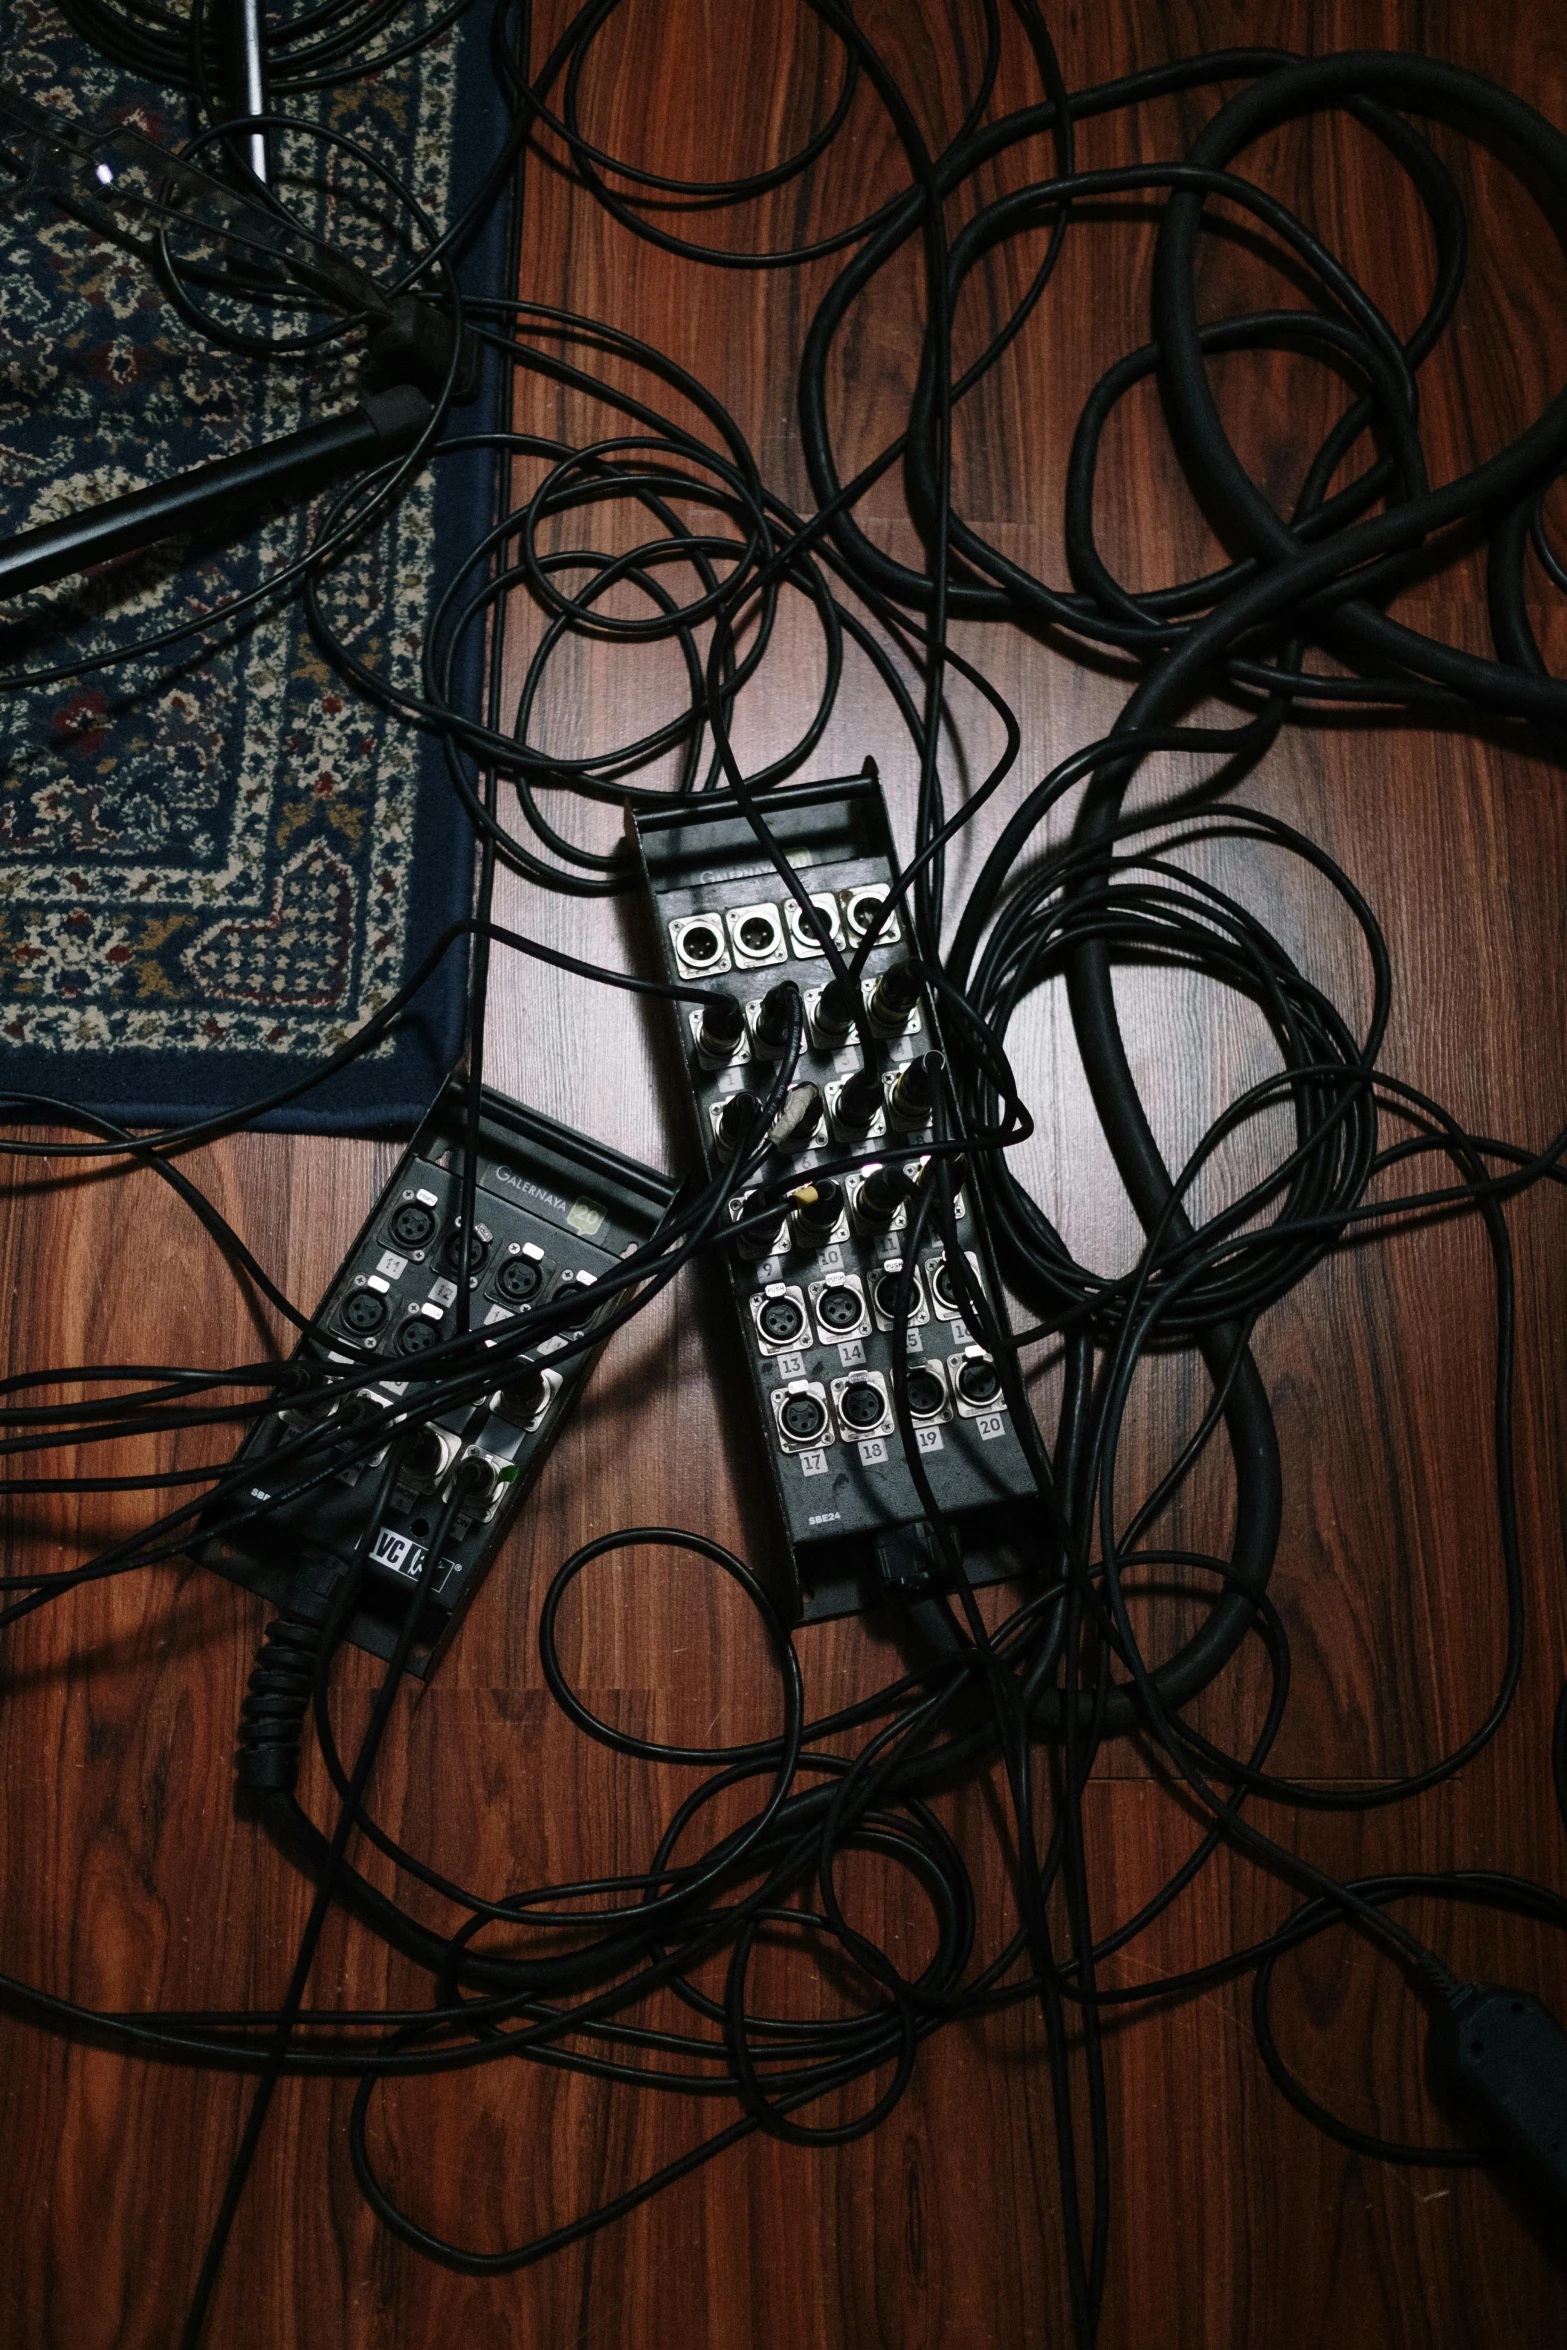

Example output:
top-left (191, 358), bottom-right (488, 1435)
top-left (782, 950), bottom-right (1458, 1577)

top-left (1429, 1981), bottom-right (1567, 2205)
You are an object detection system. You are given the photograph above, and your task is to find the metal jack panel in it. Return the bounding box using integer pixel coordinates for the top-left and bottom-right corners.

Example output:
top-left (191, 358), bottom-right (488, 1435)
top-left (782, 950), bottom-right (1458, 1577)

top-left (633, 766), bottom-right (1038, 1623)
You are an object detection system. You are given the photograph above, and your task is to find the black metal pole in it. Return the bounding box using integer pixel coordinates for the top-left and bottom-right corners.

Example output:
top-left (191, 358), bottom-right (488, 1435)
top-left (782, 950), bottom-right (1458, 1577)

top-left (0, 384), bottom-right (431, 600)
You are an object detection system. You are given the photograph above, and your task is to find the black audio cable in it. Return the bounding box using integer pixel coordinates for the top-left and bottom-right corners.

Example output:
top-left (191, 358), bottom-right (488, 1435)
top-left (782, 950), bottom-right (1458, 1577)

top-left (5, 11), bottom-right (1567, 2346)
top-left (180, 1438), bottom-right (469, 2350)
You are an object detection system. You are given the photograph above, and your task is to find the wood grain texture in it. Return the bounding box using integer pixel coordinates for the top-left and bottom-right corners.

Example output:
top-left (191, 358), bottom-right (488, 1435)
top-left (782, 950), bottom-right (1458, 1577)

top-left (2, 2), bottom-right (1567, 2343)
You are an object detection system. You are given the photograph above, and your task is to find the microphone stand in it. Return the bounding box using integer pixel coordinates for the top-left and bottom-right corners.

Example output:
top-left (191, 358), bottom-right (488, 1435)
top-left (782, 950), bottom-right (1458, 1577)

top-left (0, 383), bottom-right (432, 600)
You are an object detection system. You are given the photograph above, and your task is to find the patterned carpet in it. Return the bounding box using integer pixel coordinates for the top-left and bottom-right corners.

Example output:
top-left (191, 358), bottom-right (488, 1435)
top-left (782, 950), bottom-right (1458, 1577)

top-left (0, 0), bottom-right (503, 1127)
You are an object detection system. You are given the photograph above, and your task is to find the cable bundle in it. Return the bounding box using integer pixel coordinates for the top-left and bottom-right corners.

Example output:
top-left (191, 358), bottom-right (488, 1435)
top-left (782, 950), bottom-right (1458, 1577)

top-left (2, 8), bottom-right (1567, 2346)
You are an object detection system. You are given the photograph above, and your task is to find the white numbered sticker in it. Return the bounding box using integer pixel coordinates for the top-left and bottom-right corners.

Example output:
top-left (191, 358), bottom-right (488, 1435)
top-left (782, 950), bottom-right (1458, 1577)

top-left (857, 1438), bottom-right (888, 1466)
top-left (799, 1450), bottom-right (829, 1477)
top-left (976, 1414), bottom-right (1006, 1442)
top-left (905, 1327), bottom-right (923, 1354)
top-left (371, 1528), bottom-right (461, 1590)
top-left (776, 1351), bottom-right (805, 1380)
top-left (821, 1244), bottom-right (843, 1270)
top-left (376, 1249), bottom-right (409, 1280)
top-left (916, 1425), bottom-right (944, 1454)
top-left (838, 1338), bottom-right (865, 1367)
top-left (949, 1318), bottom-right (970, 1345)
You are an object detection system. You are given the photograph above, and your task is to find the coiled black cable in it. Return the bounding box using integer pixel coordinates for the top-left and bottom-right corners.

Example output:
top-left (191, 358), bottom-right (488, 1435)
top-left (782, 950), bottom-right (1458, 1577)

top-left (4, 10), bottom-right (1567, 2348)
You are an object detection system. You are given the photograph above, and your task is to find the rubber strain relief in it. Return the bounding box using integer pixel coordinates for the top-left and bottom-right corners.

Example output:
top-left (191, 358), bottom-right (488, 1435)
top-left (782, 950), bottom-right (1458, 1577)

top-left (234, 1560), bottom-right (346, 1793)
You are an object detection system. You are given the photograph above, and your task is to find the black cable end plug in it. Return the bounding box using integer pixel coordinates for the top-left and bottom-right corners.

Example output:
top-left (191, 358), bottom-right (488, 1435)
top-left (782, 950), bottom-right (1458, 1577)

top-left (754, 981), bottom-right (801, 1055)
top-left (869, 958), bottom-right (923, 1031)
top-left (696, 991), bottom-right (745, 1063)
top-left (834, 1066), bottom-right (883, 1139)
top-left (1429, 1981), bottom-right (1567, 2205)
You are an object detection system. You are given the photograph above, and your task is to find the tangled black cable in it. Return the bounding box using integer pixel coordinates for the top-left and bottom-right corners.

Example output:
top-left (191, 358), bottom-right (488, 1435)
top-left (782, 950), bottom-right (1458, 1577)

top-left (58, 0), bottom-right (483, 99)
top-left (4, 8), bottom-right (1567, 2349)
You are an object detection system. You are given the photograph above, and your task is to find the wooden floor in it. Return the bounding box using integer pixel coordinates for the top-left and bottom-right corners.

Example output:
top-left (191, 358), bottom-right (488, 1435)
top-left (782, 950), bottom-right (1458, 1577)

top-left (3, 2), bottom-right (1567, 2343)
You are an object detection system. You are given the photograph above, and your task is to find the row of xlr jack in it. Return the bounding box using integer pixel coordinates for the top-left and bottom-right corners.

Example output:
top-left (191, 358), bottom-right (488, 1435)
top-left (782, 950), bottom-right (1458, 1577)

top-left (694, 958), bottom-right (924, 1066)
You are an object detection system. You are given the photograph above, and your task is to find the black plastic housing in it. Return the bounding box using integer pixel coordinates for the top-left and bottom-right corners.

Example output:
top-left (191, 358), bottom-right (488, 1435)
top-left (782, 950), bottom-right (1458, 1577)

top-left (366, 294), bottom-right (485, 404)
top-left (632, 764), bottom-right (1039, 1623)
top-left (1431, 1983), bottom-right (1567, 2205)
top-left (202, 1081), bottom-right (674, 1678)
